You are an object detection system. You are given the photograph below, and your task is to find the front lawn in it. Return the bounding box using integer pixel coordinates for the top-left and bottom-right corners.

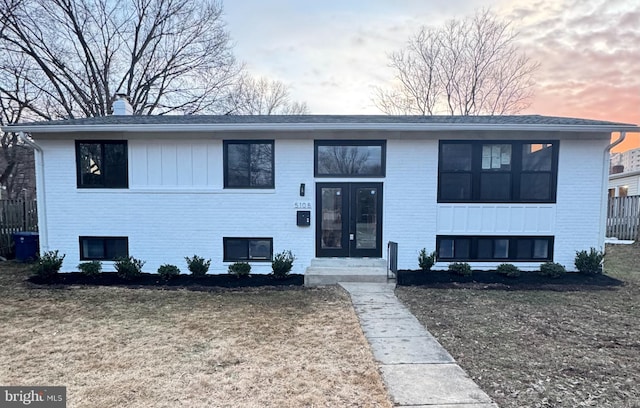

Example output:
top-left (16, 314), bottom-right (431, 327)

top-left (0, 263), bottom-right (391, 408)
top-left (396, 243), bottom-right (640, 408)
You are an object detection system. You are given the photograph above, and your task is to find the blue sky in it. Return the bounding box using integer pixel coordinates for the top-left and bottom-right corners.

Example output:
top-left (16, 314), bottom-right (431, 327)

top-left (223, 0), bottom-right (639, 149)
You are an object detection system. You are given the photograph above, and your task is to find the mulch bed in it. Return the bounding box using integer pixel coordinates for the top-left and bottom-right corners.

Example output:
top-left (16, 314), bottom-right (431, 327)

top-left (28, 272), bottom-right (304, 291)
top-left (396, 269), bottom-right (624, 291)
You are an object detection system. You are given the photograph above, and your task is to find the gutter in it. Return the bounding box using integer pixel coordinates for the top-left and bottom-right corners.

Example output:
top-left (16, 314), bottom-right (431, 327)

top-left (5, 123), bottom-right (640, 134)
top-left (600, 132), bottom-right (627, 250)
top-left (18, 132), bottom-right (48, 253)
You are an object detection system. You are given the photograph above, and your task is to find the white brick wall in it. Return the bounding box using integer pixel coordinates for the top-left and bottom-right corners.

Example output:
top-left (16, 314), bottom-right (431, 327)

top-left (37, 133), bottom-right (609, 273)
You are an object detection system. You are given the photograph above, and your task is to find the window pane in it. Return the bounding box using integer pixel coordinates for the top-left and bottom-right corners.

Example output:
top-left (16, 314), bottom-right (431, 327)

top-left (103, 143), bottom-right (127, 188)
top-left (523, 144), bottom-right (552, 171)
top-left (439, 239), bottom-right (454, 258)
top-left (533, 239), bottom-right (549, 259)
top-left (249, 240), bottom-right (271, 260)
top-left (441, 144), bottom-right (472, 171)
top-left (481, 144), bottom-right (511, 171)
top-left (79, 143), bottom-right (103, 186)
top-left (516, 240), bottom-right (532, 259)
top-left (478, 239), bottom-right (492, 259)
top-left (250, 143), bottom-right (273, 187)
top-left (105, 238), bottom-right (128, 260)
top-left (480, 173), bottom-right (511, 201)
top-left (454, 239), bottom-right (470, 259)
top-left (226, 144), bottom-right (250, 187)
top-left (317, 145), bottom-right (383, 176)
top-left (83, 238), bottom-right (104, 259)
top-left (226, 239), bottom-right (248, 260)
top-left (440, 173), bottom-right (472, 200)
top-left (494, 239), bottom-right (509, 258)
top-left (520, 173), bottom-right (551, 201)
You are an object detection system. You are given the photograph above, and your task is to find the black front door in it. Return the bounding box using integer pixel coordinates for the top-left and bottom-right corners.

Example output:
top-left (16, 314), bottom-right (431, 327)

top-left (316, 183), bottom-right (383, 257)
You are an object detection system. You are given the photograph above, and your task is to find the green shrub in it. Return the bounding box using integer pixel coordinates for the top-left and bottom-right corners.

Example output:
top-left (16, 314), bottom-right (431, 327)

top-left (539, 262), bottom-right (566, 278)
top-left (575, 248), bottom-right (604, 274)
top-left (114, 256), bottom-right (145, 280)
top-left (272, 250), bottom-right (295, 279)
top-left (418, 248), bottom-right (436, 271)
top-left (32, 250), bottom-right (65, 279)
top-left (448, 262), bottom-right (472, 276)
top-left (496, 263), bottom-right (521, 278)
top-left (185, 255), bottom-right (211, 277)
top-left (77, 260), bottom-right (102, 277)
top-left (157, 264), bottom-right (180, 280)
top-left (228, 262), bottom-right (251, 278)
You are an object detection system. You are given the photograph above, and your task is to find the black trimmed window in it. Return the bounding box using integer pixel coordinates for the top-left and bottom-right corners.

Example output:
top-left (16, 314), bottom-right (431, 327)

top-left (315, 140), bottom-right (386, 177)
top-left (223, 238), bottom-right (273, 261)
top-left (438, 141), bottom-right (558, 202)
top-left (79, 236), bottom-right (128, 260)
top-left (76, 141), bottom-right (128, 188)
top-left (224, 140), bottom-right (274, 188)
top-left (436, 236), bottom-right (554, 262)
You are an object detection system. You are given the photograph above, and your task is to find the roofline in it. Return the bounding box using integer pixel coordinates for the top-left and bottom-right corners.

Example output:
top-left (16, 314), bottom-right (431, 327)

top-left (3, 122), bottom-right (640, 134)
top-left (609, 169), bottom-right (640, 180)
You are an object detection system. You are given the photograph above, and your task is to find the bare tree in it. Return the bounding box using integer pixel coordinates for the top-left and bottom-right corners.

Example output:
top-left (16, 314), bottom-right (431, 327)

top-left (374, 9), bottom-right (539, 115)
top-left (223, 74), bottom-right (309, 115)
top-left (0, 0), bottom-right (240, 118)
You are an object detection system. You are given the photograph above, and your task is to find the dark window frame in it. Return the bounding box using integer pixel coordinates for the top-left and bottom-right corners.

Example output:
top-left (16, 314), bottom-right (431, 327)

top-left (438, 140), bottom-right (559, 203)
top-left (314, 140), bottom-right (386, 177)
top-left (223, 140), bottom-right (275, 189)
top-left (79, 236), bottom-right (129, 261)
top-left (436, 235), bottom-right (554, 262)
top-left (223, 237), bottom-right (274, 262)
top-left (75, 140), bottom-right (128, 188)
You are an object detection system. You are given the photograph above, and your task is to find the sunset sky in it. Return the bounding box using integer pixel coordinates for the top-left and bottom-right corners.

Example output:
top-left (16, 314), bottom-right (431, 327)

top-left (224, 0), bottom-right (639, 152)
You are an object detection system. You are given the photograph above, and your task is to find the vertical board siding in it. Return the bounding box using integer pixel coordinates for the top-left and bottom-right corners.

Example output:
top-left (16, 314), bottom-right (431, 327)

top-left (0, 199), bottom-right (38, 256)
top-left (607, 196), bottom-right (640, 240)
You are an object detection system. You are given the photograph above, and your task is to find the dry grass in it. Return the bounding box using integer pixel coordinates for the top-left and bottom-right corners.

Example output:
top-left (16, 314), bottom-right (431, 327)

top-left (396, 244), bottom-right (640, 408)
top-left (0, 263), bottom-right (392, 408)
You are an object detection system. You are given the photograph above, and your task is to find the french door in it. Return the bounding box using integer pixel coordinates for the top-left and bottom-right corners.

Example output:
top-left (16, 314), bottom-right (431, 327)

top-left (316, 183), bottom-right (383, 257)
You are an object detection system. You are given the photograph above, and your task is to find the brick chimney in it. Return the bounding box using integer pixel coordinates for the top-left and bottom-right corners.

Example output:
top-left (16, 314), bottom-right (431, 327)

top-left (112, 94), bottom-right (133, 115)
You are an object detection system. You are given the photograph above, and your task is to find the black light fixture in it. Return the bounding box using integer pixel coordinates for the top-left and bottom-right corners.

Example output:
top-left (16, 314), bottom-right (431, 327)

top-left (299, 183), bottom-right (305, 197)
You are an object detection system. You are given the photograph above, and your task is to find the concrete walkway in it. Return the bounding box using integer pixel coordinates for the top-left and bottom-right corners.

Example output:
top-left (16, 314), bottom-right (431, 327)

top-left (339, 282), bottom-right (498, 408)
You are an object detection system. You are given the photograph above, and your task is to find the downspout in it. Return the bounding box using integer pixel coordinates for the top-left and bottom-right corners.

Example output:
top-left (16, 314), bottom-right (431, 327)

top-left (18, 131), bottom-right (48, 253)
top-left (600, 132), bottom-right (626, 252)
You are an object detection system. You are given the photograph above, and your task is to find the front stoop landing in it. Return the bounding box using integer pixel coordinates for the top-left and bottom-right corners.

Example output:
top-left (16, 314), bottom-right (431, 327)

top-left (304, 258), bottom-right (389, 286)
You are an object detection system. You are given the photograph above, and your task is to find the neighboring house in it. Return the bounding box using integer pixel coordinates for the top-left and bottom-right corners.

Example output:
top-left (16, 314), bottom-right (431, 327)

top-left (610, 147), bottom-right (640, 173)
top-left (3, 106), bottom-right (639, 274)
top-left (609, 170), bottom-right (640, 197)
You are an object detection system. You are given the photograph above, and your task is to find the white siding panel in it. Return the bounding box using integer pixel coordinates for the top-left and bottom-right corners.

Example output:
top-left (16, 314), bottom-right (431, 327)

top-left (129, 140), bottom-right (147, 186)
top-left (147, 143), bottom-right (162, 185)
top-left (192, 142), bottom-right (209, 186)
top-left (436, 204), bottom-right (555, 234)
top-left (161, 143), bottom-right (177, 185)
top-left (176, 144), bottom-right (193, 186)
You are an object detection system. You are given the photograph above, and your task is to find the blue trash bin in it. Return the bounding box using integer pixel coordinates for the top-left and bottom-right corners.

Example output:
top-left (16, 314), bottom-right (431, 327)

top-left (13, 232), bottom-right (39, 262)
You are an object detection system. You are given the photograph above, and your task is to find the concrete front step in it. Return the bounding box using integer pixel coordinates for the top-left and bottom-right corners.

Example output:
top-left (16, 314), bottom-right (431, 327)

top-left (304, 258), bottom-right (390, 286)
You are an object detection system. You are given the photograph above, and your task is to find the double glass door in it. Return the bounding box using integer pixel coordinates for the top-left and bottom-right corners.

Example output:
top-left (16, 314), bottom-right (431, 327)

top-left (316, 183), bottom-right (383, 257)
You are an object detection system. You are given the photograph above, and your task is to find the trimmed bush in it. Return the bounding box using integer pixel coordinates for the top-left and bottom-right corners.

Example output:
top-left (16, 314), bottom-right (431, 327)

top-left (418, 248), bottom-right (436, 271)
top-left (448, 262), bottom-right (472, 276)
top-left (539, 262), bottom-right (566, 278)
top-left (157, 264), bottom-right (180, 280)
top-left (228, 262), bottom-right (251, 277)
top-left (114, 256), bottom-right (145, 280)
top-left (185, 255), bottom-right (211, 277)
top-left (496, 263), bottom-right (521, 278)
top-left (272, 250), bottom-right (295, 279)
top-left (77, 260), bottom-right (102, 277)
top-left (32, 250), bottom-right (65, 279)
top-left (575, 248), bottom-right (604, 275)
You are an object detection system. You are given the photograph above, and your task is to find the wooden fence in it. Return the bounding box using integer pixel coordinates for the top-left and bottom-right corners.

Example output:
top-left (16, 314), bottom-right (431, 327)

top-left (607, 196), bottom-right (640, 240)
top-left (0, 199), bottom-right (38, 257)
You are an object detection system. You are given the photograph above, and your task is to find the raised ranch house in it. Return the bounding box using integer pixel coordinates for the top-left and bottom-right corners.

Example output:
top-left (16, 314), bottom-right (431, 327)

top-left (4, 105), bottom-right (639, 282)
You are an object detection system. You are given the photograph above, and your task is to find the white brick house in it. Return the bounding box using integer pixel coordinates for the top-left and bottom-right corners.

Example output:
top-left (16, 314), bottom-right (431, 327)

top-left (5, 115), bottom-right (638, 274)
